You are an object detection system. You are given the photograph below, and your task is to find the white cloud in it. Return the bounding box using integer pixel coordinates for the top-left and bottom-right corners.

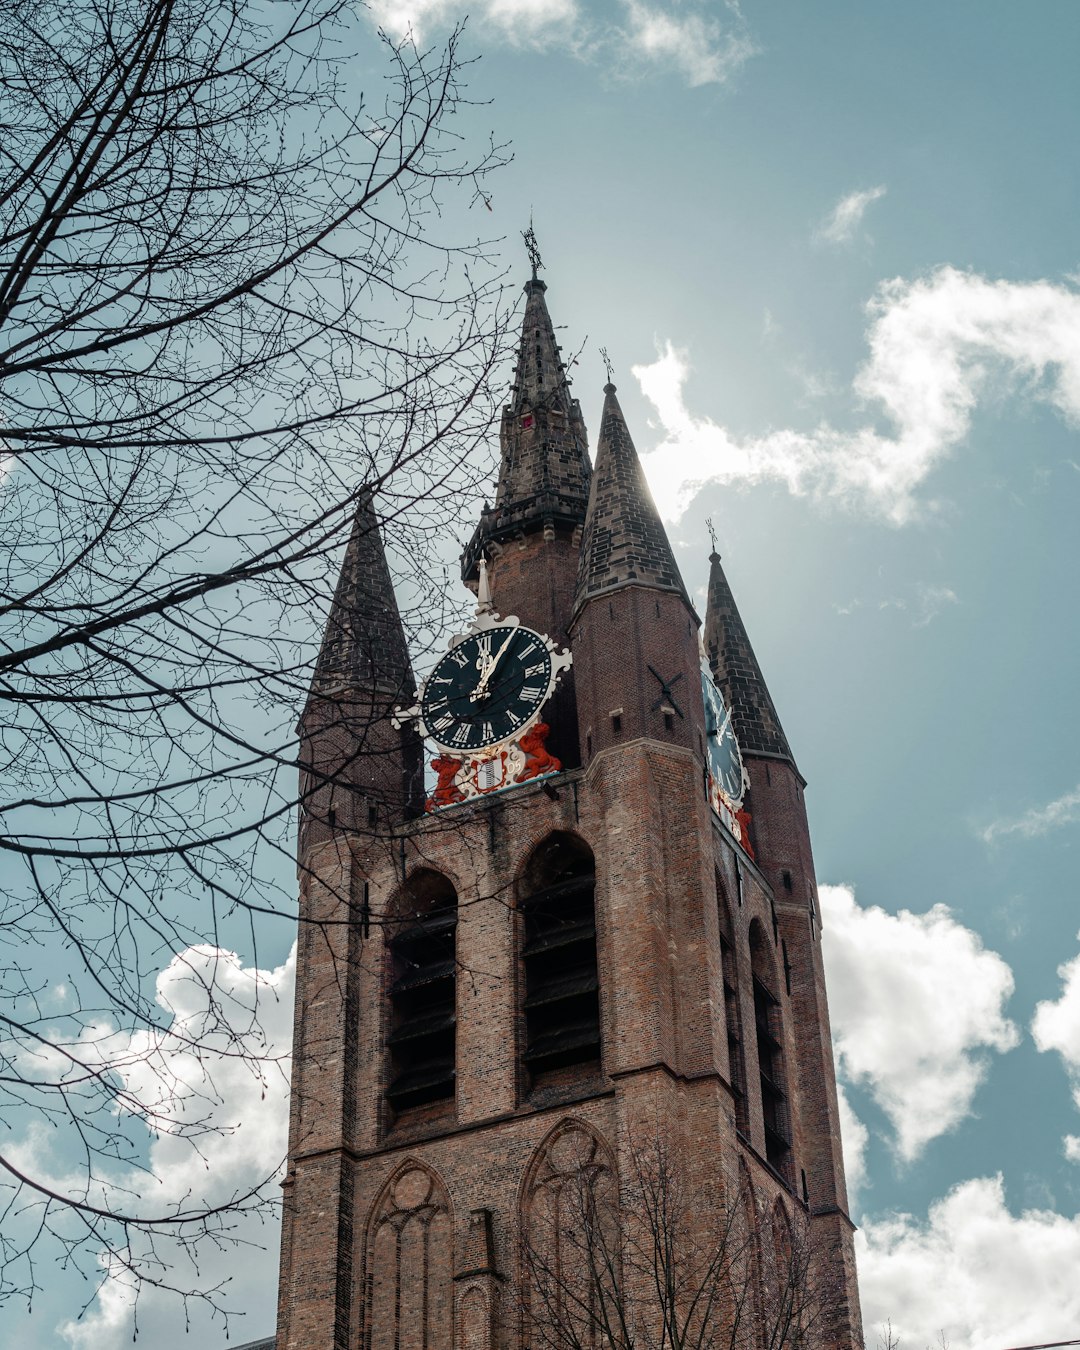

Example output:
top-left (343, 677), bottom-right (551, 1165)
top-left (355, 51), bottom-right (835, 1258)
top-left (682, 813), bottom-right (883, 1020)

top-left (1066, 1135), bottom-right (1080, 1164)
top-left (912, 582), bottom-right (959, 628)
top-left (820, 884), bottom-right (1018, 1161)
top-left (369, 0), bottom-right (578, 43)
top-left (835, 1080), bottom-right (869, 1205)
top-left (634, 268), bottom-right (1080, 523)
top-left (816, 185), bottom-right (887, 245)
top-left (980, 783), bottom-right (1080, 844)
top-left (367, 0), bottom-right (753, 85)
top-left (857, 1175), bottom-right (1080, 1350)
top-left (1032, 938), bottom-right (1080, 1131)
top-left (49, 943), bottom-right (295, 1350)
top-left (618, 1), bottom-right (757, 87)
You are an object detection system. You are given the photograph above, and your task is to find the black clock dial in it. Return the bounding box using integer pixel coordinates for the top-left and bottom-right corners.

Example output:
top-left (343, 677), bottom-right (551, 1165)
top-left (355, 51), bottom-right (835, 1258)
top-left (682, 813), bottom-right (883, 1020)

top-left (701, 667), bottom-right (744, 805)
top-left (421, 626), bottom-right (554, 752)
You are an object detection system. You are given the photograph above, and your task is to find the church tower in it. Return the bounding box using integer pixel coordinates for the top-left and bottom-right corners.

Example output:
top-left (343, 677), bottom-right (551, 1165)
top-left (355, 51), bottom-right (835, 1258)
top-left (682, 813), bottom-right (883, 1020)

top-left (276, 265), bottom-right (863, 1350)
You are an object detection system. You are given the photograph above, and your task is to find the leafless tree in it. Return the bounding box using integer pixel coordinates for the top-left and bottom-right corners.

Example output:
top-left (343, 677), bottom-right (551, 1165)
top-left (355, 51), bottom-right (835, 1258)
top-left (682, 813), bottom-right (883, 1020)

top-left (0, 0), bottom-right (509, 1323)
top-left (522, 1133), bottom-right (842, 1350)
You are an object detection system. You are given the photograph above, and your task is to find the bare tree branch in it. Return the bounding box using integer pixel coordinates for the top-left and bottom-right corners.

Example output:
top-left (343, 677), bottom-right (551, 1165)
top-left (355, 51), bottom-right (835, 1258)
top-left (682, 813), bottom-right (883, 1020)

top-left (0, 0), bottom-right (511, 1322)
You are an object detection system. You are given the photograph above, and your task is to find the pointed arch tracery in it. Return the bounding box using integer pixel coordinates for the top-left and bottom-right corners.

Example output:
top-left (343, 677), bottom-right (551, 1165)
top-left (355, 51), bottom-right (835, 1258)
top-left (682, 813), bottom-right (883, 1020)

top-left (362, 1159), bottom-right (454, 1350)
top-left (735, 1160), bottom-right (765, 1350)
top-left (518, 832), bottom-right (600, 1080)
top-left (749, 920), bottom-right (792, 1179)
top-left (386, 868), bottom-right (458, 1112)
top-left (519, 1118), bottom-right (618, 1350)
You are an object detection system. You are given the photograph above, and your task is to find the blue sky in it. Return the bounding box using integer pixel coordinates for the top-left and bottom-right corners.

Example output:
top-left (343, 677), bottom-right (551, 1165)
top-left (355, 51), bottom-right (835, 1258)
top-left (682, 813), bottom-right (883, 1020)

top-left (14, 2), bottom-right (1080, 1346)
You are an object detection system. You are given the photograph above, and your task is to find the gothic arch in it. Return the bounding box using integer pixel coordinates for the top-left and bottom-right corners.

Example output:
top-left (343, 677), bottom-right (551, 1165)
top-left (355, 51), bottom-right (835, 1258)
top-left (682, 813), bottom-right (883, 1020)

top-left (749, 919), bottom-right (793, 1179)
top-left (519, 1118), bottom-right (618, 1350)
top-left (735, 1160), bottom-right (765, 1350)
top-left (385, 868), bottom-right (458, 1112)
top-left (716, 871), bottom-right (749, 1136)
top-left (389, 865), bottom-right (460, 921)
top-left (517, 833), bottom-right (601, 1080)
top-left (361, 1158), bottom-right (454, 1350)
top-left (761, 1197), bottom-right (800, 1347)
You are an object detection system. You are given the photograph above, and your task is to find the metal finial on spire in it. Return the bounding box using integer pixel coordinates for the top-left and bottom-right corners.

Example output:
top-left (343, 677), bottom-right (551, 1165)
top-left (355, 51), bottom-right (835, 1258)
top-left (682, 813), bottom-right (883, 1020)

top-left (706, 516), bottom-right (718, 555)
top-left (600, 346), bottom-right (614, 386)
top-left (523, 219), bottom-right (542, 280)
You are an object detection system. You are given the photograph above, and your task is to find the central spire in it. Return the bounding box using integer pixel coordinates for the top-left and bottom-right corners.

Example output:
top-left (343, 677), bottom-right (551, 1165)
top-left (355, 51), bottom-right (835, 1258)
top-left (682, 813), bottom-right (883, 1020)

top-left (503, 275), bottom-right (577, 423)
top-left (461, 247), bottom-right (591, 589)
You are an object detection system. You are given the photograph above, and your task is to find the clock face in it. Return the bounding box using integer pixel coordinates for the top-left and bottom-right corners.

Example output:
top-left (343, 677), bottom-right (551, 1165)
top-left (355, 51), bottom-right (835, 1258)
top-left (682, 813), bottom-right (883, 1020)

top-left (421, 625), bottom-right (555, 753)
top-left (701, 665), bottom-right (745, 806)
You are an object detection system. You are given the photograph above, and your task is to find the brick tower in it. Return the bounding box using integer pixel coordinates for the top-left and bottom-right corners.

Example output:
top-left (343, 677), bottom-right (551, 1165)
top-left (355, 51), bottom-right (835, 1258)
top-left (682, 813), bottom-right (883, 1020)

top-left (275, 268), bottom-right (863, 1350)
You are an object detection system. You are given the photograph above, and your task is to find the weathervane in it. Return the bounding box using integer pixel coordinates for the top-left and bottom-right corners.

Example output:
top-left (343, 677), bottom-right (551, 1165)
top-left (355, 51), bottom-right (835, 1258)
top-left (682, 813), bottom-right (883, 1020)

top-left (600, 346), bottom-right (614, 385)
top-left (523, 219), bottom-right (543, 279)
top-left (706, 516), bottom-right (718, 555)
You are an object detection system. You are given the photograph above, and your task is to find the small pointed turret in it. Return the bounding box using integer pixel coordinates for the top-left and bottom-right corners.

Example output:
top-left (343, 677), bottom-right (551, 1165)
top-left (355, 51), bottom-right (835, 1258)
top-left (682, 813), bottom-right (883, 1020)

top-left (704, 549), bottom-right (792, 762)
top-left (569, 382), bottom-right (702, 765)
top-left (301, 491), bottom-right (421, 839)
top-left (573, 383), bottom-right (692, 618)
top-left (311, 491), bottom-right (414, 701)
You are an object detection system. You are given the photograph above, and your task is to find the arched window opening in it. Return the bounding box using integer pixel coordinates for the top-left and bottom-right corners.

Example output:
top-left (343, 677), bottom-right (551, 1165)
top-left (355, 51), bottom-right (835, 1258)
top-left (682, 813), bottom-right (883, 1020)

top-left (717, 873), bottom-right (749, 1138)
top-left (749, 920), bottom-right (792, 1178)
top-left (387, 869), bottom-right (457, 1111)
top-left (520, 834), bottom-right (600, 1075)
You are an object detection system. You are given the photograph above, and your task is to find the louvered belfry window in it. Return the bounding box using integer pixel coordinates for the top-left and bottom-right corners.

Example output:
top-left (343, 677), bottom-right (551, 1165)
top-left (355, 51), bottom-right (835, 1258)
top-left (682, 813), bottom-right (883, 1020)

top-left (717, 877), bottom-right (750, 1138)
top-left (387, 870), bottom-right (457, 1111)
top-left (749, 919), bottom-right (792, 1176)
top-left (521, 834), bottom-right (601, 1075)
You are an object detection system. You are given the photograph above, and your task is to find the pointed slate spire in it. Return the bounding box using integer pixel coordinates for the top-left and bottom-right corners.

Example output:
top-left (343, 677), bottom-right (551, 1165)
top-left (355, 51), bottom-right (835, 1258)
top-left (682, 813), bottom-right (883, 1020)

top-left (573, 383), bottom-right (693, 617)
top-left (491, 275), bottom-right (590, 515)
top-left (704, 549), bottom-right (792, 761)
top-left (310, 492), bottom-right (414, 700)
top-left (461, 268), bottom-right (591, 584)
top-left (504, 277), bottom-right (576, 423)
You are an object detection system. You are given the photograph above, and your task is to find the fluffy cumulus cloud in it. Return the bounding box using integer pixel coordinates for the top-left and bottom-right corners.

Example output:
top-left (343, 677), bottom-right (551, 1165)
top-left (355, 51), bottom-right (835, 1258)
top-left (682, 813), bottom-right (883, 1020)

top-left (1032, 936), bottom-right (1080, 1137)
top-left (367, 0), bottom-right (754, 85)
top-left (980, 781), bottom-right (1080, 843)
top-left (856, 1175), bottom-right (1080, 1350)
top-left (635, 268), bottom-right (1080, 523)
top-left (815, 185), bottom-right (887, 245)
top-left (50, 943), bottom-right (296, 1350)
top-left (835, 1080), bottom-right (869, 1203)
top-left (820, 884), bottom-right (1018, 1161)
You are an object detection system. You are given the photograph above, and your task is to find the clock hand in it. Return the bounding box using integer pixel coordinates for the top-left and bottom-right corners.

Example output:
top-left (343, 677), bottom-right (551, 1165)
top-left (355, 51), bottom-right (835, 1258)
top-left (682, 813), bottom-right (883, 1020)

top-left (471, 628), bottom-right (518, 701)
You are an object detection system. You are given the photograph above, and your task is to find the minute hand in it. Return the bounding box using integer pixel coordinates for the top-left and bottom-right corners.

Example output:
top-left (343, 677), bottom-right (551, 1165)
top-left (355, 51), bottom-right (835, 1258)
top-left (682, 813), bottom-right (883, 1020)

top-left (471, 629), bottom-right (518, 701)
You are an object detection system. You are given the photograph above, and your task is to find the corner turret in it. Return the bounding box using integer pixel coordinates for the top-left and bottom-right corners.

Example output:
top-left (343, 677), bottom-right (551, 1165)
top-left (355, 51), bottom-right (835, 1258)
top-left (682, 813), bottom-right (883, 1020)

top-left (703, 548), bottom-right (792, 763)
top-left (300, 492), bottom-right (422, 844)
top-left (570, 382), bottom-right (702, 764)
top-left (573, 383), bottom-right (693, 619)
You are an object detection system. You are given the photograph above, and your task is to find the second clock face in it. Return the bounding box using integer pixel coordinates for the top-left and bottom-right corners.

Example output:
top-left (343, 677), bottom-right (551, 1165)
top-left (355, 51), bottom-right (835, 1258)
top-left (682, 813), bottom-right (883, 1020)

top-left (702, 666), bottom-right (745, 805)
top-left (421, 626), bottom-right (554, 752)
